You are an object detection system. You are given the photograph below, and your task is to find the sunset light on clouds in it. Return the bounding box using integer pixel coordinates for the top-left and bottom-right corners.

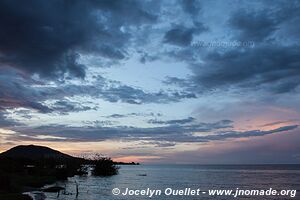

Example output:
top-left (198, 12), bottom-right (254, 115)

top-left (1, 0), bottom-right (300, 164)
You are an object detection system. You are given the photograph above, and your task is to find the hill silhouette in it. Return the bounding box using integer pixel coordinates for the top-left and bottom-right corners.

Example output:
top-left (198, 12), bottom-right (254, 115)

top-left (0, 145), bottom-right (74, 160)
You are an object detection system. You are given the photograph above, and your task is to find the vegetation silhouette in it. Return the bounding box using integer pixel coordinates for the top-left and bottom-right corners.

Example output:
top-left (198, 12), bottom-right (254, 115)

top-left (91, 155), bottom-right (119, 176)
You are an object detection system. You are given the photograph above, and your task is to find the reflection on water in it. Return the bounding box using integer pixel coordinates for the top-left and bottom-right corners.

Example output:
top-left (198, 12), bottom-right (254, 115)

top-left (30, 165), bottom-right (300, 200)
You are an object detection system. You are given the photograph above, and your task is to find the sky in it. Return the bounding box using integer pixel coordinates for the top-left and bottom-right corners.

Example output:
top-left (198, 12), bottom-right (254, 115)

top-left (0, 0), bottom-right (300, 164)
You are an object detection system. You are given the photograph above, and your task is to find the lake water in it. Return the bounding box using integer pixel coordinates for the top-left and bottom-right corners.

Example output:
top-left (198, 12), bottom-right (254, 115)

top-left (28, 165), bottom-right (300, 200)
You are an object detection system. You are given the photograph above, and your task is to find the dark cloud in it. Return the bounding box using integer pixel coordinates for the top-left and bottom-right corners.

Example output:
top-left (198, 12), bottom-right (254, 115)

top-left (9, 122), bottom-right (297, 144)
top-left (82, 120), bottom-right (117, 127)
top-left (148, 117), bottom-right (195, 125)
top-left (172, 44), bottom-right (300, 94)
top-left (85, 83), bottom-right (196, 104)
top-left (93, 0), bottom-right (158, 24)
top-left (0, 0), bottom-right (94, 78)
top-left (123, 141), bottom-right (177, 149)
top-left (59, 76), bottom-right (196, 105)
top-left (106, 112), bottom-right (162, 119)
top-left (106, 114), bottom-right (126, 118)
top-left (164, 24), bottom-right (206, 46)
top-left (161, 1), bottom-right (300, 96)
top-left (0, 0), bottom-right (157, 79)
top-left (200, 125), bottom-right (298, 142)
top-left (179, 0), bottom-right (201, 17)
top-left (229, 9), bottom-right (279, 42)
top-left (164, 26), bottom-right (194, 46)
top-left (10, 119), bottom-right (233, 142)
top-left (50, 100), bottom-right (96, 115)
top-left (229, 1), bottom-right (300, 42)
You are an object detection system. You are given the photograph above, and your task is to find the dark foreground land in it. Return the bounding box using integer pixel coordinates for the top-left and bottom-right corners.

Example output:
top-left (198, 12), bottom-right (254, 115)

top-left (0, 145), bottom-right (125, 200)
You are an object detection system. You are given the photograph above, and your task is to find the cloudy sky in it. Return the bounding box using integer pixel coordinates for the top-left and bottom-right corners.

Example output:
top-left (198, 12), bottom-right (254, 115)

top-left (1, 0), bottom-right (300, 164)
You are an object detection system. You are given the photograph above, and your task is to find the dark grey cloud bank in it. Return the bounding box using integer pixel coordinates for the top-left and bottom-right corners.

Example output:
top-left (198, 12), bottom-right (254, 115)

top-left (229, 9), bottom-right (279, 42)
top-left (179, 0), bottom-right (201, 17)
top-left (148, 117), bottom-right (195, 125)
top-left (106, 112), bottom-right (162, 118)
top-left (9, 122), bottom-right (297, 144)
top-left (0, 0), bottom-right (158, 79)
top-left (164, 24), bottom-right (207, 46)
top-left (191, 45), bottom-right (300, 93)
top-left (164, 1), bottom-right (300, 95)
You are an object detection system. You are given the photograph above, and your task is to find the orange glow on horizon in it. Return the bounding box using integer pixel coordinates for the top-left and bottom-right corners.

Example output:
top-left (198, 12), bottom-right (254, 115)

top-left (114, 156), bottom-right (162, 163)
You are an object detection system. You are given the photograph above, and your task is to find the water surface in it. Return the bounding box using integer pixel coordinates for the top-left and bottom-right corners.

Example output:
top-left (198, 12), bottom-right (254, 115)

top-left (30, 164), bottom-right (300, 200)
